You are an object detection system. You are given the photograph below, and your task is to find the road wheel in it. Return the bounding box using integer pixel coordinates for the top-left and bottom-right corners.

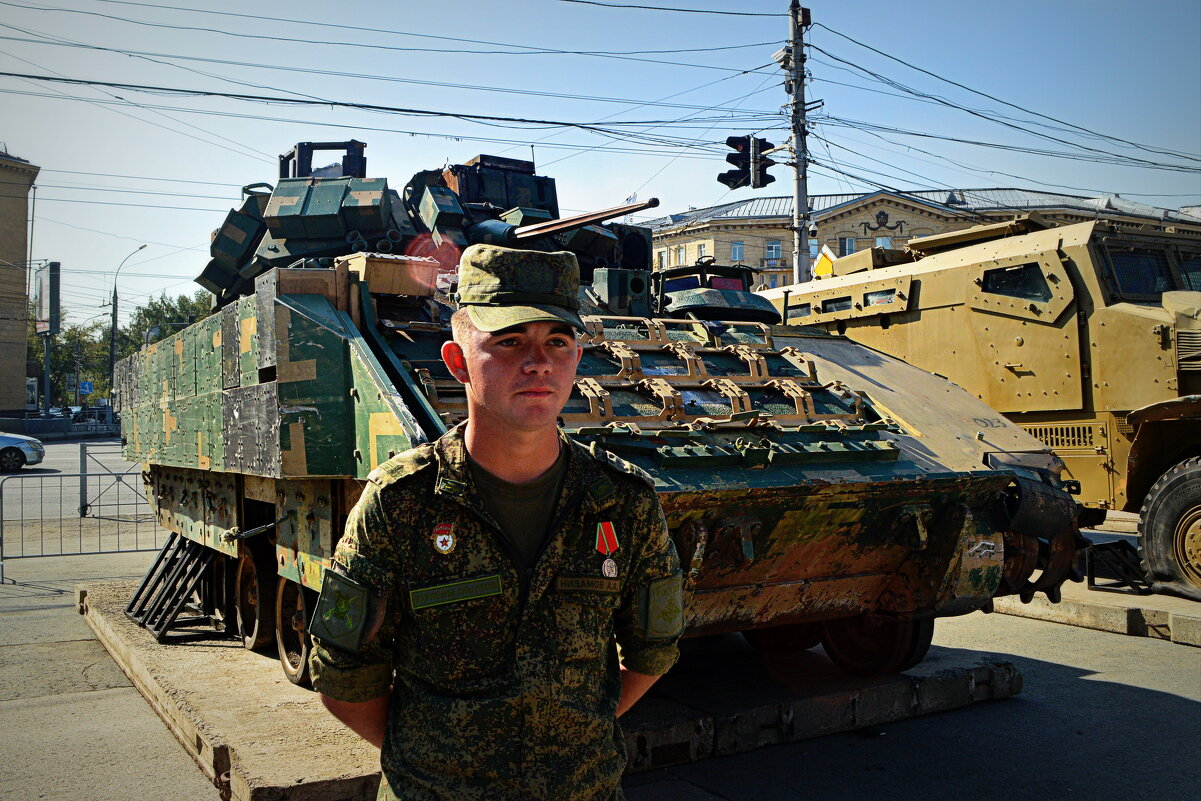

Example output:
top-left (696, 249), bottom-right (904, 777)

top-left (743, 622), bottom-right (822, 662)
top-left (819, 615), bottom-right (935, 677)
top-left (0, 448), bottom-right (25, 473)
top-left (274, 577), bottom-right (312, 686)
top-left (235, 550), bottom-right (275, 651)
top-left (1139, 457), bottom-right (1201, 601)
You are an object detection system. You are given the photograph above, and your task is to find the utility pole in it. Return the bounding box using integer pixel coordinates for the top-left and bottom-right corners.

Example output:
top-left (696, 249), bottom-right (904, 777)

top-left (788, 2), bottom-right (812, 285)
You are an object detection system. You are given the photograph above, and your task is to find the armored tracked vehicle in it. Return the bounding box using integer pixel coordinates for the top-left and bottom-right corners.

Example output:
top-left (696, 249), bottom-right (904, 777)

top-left (760, 214), bottom-right (1201, 600)
top-left (117, 142), bottom-right (1082, 684)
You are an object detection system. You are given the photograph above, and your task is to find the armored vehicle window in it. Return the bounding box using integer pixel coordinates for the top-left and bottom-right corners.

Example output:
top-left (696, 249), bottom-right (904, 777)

top-left (1178, 252), bottom-right (1201, 291)
top-left (711, 276), bottom-right (746, 291)
top-left (1104, 245), bottom-right (1174, 297)
top-left (663, 275), bottom-right (701, 292)
top-left (822, 296), bottom-right (853, 313)
top-left (981, 263), bottom-right (1052, 302)
top-left (790, 303), bottom-right (811, 319)
top-left (865, 288), bottom-right (896, 306)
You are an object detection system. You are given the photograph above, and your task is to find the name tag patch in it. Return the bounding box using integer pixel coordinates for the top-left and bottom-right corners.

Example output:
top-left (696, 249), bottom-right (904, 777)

top-left (410, 574), bottom-right (502, 611)
top-left (556, 576), bottom-right (621, 595)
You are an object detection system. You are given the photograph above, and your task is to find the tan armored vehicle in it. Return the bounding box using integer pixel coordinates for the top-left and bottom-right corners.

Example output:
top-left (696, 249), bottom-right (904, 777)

top-left (760, 214), bottom-right (1201, 600)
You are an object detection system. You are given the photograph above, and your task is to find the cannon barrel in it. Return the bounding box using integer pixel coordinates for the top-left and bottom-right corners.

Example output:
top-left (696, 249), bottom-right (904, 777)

top-left (464, 198), bottom-right (660, 247)
top-left (511, 197), bottom-right (659, 240)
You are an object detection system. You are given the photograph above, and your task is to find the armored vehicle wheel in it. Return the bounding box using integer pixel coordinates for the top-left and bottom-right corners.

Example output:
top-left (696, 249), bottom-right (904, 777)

top-left (235, 551), bottom-right (275, 651)
top-left (743, 622), bottom-right (821, 660)
top-left (1139, 457), bottom-right (1201, 601)
top-left (819, 615), bottom-right (935, 677)
top-left (275, 577), bottom-right (312, 686)
top-left (0, 448), bottom-right (25, 472)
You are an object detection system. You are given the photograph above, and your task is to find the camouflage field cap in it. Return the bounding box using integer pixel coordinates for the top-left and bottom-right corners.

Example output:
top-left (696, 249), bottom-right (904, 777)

top-left (455, 244), bottom-right (586, 333)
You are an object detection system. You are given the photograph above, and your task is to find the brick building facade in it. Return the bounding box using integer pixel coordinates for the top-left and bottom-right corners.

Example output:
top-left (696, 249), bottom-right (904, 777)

top-left (0, 148), bottom-right (38, 416)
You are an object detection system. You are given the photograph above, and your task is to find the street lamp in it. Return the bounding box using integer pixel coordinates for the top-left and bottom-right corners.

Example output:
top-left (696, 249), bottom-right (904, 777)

top-left (108, 244), bottom-right (146, 400)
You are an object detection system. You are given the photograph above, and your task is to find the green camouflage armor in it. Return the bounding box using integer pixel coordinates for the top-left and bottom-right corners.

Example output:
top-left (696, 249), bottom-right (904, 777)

top-left (309, 424), bottom-right (683, 801)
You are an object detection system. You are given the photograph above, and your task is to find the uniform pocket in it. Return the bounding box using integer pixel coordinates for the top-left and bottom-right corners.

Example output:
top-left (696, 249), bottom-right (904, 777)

top-left (405, 574), bottom-right (514, 690)
top-left (554, 586), bottom-right (620, 663)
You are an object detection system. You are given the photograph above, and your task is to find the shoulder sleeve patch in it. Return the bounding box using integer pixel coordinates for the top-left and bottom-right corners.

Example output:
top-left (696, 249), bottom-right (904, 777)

top-left (310, 568), bottom-right (370, 651)
top-left (643, 574), bottom-right (684, 640)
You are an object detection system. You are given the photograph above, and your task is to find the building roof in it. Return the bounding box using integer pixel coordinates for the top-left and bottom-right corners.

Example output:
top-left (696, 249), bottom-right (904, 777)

top-left (647, 188), bottom-right (1201, 232)
top-left (0, 146), bottom-right (30, 165)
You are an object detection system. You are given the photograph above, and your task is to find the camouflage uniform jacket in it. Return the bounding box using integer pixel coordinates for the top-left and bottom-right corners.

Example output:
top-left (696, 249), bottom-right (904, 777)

top-left (309, 424), bottom-right (683, 801)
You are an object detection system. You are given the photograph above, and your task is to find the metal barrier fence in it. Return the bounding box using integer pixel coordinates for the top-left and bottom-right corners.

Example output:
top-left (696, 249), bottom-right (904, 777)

top-left (0, 443), bottom-right (167, 583)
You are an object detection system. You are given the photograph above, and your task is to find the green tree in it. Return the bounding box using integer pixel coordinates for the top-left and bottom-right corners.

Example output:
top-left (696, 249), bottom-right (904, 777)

top-left (26, 302), bottom-right (111, 408)
top-left (118, 289), bottom-right (213, 360)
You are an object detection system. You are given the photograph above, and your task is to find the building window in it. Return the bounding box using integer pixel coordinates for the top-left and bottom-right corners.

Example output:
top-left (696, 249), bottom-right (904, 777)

top-left (769, 274), bottom-right (778, 289)
top-left (765, 240), bottom-right (782, 259)
top-left (676, 246), bottom-right (686, 266)
top-left (656, 251), bottom-right (666, 270)
top-left (875, 236), bottom-right (893, 249)
top-left (809, 241), bottom-right (819, 261)
top-left (838, 237), bottom-right (856, 257)
top-left (698, 243), bottom-right (707, 258)
top-left (731, 241), bottom-right (744, 262)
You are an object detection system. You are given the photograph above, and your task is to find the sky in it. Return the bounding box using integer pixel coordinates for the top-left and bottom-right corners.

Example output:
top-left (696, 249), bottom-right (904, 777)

top-left (1, 0), bottom-right (1198, 327)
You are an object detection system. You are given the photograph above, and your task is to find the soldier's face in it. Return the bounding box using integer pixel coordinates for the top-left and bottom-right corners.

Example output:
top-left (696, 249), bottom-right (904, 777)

top-left (443, 321), bottom-right (582, 434)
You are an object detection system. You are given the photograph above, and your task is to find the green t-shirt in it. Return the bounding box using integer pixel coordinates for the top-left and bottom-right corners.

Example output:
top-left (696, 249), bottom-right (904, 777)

top-left (468, 446), bottom-right (568, 571)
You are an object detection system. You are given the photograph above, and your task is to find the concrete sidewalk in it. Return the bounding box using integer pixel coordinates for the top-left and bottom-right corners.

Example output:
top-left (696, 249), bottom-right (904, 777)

top-left (0, 552), bottom-right (218, 801)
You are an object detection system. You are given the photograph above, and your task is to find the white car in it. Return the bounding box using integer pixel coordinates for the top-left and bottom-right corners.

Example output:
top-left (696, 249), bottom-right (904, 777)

top-left (0, 433), bottom-right (45, 472)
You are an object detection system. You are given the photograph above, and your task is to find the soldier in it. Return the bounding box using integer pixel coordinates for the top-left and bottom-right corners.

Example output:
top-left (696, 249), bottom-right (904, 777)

top-left (308, 244), bottom-right (684, 801)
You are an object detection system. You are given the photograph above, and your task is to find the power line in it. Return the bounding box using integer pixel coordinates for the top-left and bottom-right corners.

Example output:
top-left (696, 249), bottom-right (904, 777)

top-left (808, 43), bottom-right (1199, 174)
top-left (813, 22), bottom-right (1201, 164)
top-left (42, 169), bottom-right (240, 188)
top-left (0, 43), bottom-right (272, 163)
top-left (1, 86), bottom-right (737, 161)
top-left (0, 179), bottom-right (237, 201)
top-left (87, 0), bottom-right (779, 55)
top-left (0, 71), bottom-right (775, 132)
top-left (817, 121), bottom-right (1201, 200)
top-left (554, 0), bottom-right (786, 15)
top-left (0, 30), bottom-right (780, 115)
top-left (0, 1), bottom-right (778, 74)
top-left (817, 114), bottom-right (1201, 174)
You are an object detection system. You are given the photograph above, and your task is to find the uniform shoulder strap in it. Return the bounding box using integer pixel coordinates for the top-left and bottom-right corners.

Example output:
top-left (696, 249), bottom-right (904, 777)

top-left (584, 440), bottom-right (656, 490)
top-left (366, 443), bottom-right (436, 488)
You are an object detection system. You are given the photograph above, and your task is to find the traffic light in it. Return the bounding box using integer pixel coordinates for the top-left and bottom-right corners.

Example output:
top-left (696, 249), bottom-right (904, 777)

top-left (717, 135), bottom-right (751, 189)
top-left (750, 137), bottom-right (777, 189)
top-left (718, 135), bottom-right (776, 190)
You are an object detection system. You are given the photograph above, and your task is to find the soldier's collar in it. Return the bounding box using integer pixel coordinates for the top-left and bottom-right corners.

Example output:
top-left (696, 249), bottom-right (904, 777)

top-left (433, 424), bottom-right (616, 511)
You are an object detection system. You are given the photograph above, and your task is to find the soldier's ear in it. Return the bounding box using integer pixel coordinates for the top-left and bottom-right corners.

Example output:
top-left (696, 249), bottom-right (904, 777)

top-left (441, 340), bottom-right (470, 384)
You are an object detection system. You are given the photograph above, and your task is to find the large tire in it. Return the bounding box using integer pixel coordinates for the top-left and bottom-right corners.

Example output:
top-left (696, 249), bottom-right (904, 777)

top-left (274, 577), bottom-right (313, 686)
top-left (1139, 457), bottom-right (1201, 601)
top-left (819, 615), bottom-right (935, 677)
top-left (235, 550), bottom-right (276, 651)
top-left (0, 447), bottom-right (25, 473)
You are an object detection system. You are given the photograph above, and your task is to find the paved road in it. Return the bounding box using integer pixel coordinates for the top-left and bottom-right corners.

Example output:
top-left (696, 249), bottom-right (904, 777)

top-left (1, 550), bottom-right (1197, 801)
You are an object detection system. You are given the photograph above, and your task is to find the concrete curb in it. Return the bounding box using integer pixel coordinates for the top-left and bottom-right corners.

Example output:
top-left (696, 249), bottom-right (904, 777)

top-left (992, 590), bottom-right (1201, 647)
